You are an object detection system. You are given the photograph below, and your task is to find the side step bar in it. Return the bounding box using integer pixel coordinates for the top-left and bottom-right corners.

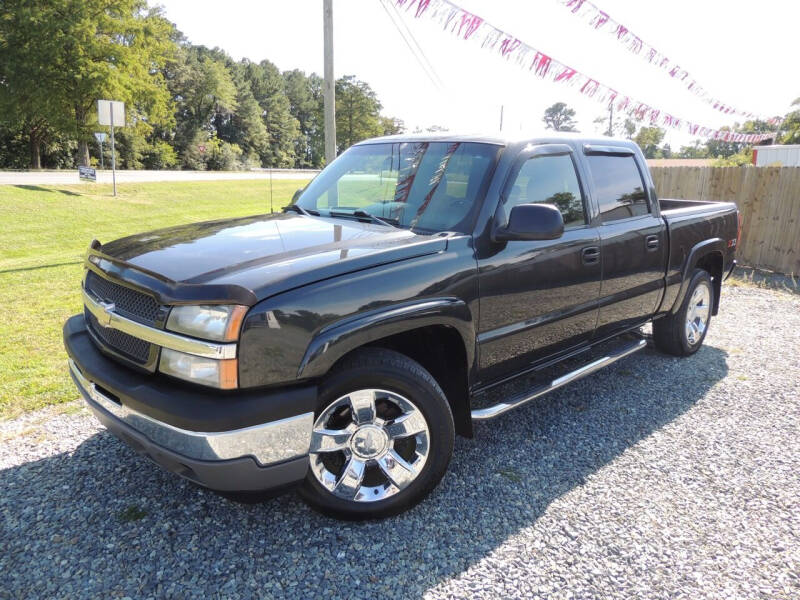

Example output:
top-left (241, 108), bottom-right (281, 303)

top-left (471, 338), bottom-right (647, 421)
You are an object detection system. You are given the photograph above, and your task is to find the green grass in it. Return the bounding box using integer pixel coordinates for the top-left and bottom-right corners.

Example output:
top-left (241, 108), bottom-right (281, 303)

top-left (0, 180), bottom-right (305, 419)
top-left (118, 504), bottom-right (148, 522)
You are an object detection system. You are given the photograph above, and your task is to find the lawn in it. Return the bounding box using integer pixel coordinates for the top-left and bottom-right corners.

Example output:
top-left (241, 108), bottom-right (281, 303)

top-left (0, 180), bottom-right (305, 418)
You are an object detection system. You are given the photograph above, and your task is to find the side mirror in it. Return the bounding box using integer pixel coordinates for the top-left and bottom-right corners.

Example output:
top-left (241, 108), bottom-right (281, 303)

top-left (291, 188), bottom-right (304, 203)
top-left (493, 203), bottom-right (564, 242)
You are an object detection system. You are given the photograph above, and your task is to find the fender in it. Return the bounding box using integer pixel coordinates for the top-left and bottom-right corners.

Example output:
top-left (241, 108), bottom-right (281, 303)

top-left (297, 297), bottom-right (475, 380)
top-left (668, 237), bottom-right (725, 315)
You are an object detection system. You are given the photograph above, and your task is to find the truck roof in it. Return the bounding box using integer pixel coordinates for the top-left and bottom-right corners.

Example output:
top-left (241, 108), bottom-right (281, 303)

top-left (356, 130), bottom-right (637, 149)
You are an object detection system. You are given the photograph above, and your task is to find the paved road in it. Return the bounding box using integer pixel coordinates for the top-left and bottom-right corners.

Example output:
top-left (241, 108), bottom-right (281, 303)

top-left (1, 285), bottom-right (798, 599)
top-left (0, 169), bottom-right (318, 186)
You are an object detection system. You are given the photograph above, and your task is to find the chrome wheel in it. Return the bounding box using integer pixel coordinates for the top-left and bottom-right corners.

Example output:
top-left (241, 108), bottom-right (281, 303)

top-left (308, 389), bottom-right (430, 503)
top-left (685, 282), bottom-right (711, 346)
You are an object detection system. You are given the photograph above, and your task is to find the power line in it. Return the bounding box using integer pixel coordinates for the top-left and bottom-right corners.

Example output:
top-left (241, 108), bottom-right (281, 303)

top-left (378, 0), bottom-right (442, 90)
top-left (377, 0), bottom-right (444, 92)
top-left (385, 0), bottom-right (445, 90)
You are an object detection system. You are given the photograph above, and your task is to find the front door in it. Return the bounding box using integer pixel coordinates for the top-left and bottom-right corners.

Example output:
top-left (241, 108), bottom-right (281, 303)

top-left (476, 145), bottom-right (601, 385)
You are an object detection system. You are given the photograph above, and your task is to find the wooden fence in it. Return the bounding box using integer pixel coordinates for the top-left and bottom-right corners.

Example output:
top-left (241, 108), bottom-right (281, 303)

top-left (650, 166), bottom-right (800, 275)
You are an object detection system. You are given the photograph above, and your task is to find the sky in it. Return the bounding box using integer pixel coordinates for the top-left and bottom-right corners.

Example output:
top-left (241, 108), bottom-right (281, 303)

top-left (157, 0), bottom-right (799, 149)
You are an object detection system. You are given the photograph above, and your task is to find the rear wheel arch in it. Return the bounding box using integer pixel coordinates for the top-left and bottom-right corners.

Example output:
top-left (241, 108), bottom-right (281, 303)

top-left (671, 238), bottom-right (725, 316)
top-left (694, 251), bottom-right (723, 315)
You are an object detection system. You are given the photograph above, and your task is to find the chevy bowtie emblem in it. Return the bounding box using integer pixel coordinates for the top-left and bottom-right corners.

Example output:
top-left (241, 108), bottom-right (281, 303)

top-left (98, 301), bottom-right (115, 327)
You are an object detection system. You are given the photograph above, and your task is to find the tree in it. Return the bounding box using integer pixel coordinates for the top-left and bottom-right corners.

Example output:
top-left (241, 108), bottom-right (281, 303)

top-left (542, 102), bottom-right (577, 132)
top-left (243, 60), bottom-right (300, 167)
top-left (677, 141), bottom-right (710, 159)
top-left (5, 0), bottom-right (174, 164)
top-left (0, 0), bottom-right (176, 167)
top-left (592, 105), bottom-right (617, 137)
top-left (220, 63), bottom-right (269, 163)
top-left (593, 115), bottom-right (611, 137)
top-left (336, 75), bottom-right (383, 150)
top-left (0, 3), bottom-right (407, 170)
top-left (170, 47), bottom-right (237, 146)
top-left (705, 127), bottom-right (740, 159)
top-left (381, 116), bottom-right (405, 136)
top-left (283, 70), bottom-right (324, 167)
top-left (780, 97), bottom-right (800, 144)
top-left (622, 118), bottom-right (637, 140)
top-left (633, 126), bottom-right (666, 159)
top-left (713, 148), bottom-right (753, 166)
top-left (0, 2), bottom-right (73, 167)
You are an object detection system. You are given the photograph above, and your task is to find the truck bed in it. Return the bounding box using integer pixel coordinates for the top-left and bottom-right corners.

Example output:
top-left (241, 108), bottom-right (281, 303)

top-left (657, 197), bottom-right (739, 315)
top-left (659, 198), bottom-right (730, 214)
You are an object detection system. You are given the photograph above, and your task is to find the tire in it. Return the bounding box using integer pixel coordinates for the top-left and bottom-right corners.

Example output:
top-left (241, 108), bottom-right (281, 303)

top-left (653, 268), bottom-right (714, 357)
top-left (298, 348), bottom-right (454, 520)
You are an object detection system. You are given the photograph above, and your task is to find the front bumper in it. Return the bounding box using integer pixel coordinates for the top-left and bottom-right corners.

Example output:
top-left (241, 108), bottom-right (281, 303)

top-left (64, 314), bottom-right (316, 492)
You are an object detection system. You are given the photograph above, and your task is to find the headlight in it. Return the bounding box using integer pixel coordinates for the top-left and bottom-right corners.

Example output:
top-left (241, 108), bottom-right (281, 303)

top-left (166, 305), bottom-right (247, 341)
top-left (160, 348), bottom-right (238, 389)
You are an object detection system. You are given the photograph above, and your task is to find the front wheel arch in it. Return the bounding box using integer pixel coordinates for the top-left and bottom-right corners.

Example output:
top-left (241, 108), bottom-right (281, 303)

top-left (299, 348), bottom-right (455, 519)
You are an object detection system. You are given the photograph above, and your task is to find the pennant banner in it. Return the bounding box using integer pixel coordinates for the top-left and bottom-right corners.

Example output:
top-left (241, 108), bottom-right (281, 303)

top-left (558, 0), bottom-right (776, 124)
top-left (395, 0), bottom-right (775, 144)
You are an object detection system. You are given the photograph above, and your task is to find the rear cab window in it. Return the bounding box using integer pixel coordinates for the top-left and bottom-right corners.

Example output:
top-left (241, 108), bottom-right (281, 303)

top-left (586, 154), bottom-right (650, 222)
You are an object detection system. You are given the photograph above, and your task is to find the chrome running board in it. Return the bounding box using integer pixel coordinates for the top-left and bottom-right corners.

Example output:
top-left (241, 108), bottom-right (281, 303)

top-left (471, 338), bottom-right (647, 421)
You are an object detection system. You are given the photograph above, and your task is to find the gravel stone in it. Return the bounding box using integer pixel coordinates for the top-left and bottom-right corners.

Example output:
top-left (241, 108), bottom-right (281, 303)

top-left (1, 285), bottom-right (799, 599)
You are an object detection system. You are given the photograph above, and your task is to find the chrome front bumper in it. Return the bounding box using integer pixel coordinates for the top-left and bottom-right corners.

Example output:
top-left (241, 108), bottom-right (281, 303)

top-left (69, 358), bottom-right (313, 468)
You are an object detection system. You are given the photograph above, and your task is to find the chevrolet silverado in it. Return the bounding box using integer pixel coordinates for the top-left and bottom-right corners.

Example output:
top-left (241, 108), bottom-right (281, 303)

top-left (64, 132), bottom-right (740, 518)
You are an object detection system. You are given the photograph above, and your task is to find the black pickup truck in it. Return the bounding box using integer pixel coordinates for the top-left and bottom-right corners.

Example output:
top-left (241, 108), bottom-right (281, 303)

top-left (64, 132), bottom-right (740, 518)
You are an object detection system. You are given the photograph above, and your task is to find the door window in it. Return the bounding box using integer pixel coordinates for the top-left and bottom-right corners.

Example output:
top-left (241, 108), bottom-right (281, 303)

top-left (586, 155), bottom-right (649, 222)
top-left (506, 154), bottom-right (586, 228)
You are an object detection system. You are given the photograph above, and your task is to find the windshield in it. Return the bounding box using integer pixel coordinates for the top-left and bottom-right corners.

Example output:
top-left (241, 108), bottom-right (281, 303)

top-left (295, 141), bottom-right (499, 233)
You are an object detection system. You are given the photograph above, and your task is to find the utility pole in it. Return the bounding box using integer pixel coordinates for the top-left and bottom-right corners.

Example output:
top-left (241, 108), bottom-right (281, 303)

top-left (499, 105), bottom-right (504, 132)
top-left (323, 0), bottom-right (336, 165)
top-left (110, 103), bottom-right (117, 197)
top-left (607, 103), bottom-right (614, 137)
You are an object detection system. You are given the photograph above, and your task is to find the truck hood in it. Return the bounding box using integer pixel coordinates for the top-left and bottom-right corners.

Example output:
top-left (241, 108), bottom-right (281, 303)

top-left (98, 213), bottom-right (448, 302)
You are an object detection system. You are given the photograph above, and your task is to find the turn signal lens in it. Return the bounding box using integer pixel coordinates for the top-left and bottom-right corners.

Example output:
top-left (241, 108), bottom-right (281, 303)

top-left (159, 348), bottom-right (238, 389)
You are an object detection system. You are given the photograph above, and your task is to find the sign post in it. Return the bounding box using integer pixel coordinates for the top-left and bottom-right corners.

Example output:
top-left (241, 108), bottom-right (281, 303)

top-left (94, 132), bottom-right (107, 170)
top-left (97, 100), bottom-right (125, 196)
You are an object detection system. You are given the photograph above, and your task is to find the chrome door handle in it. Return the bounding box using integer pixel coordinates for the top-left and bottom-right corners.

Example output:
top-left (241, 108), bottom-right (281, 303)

top-left (581, 246), bottom-right (600, 265)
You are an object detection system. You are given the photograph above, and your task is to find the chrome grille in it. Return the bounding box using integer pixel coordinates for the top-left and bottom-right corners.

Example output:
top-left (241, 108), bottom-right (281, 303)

top-left (84, 270), bottom-right (161, 365)
top-left (86, 309), bottom-right (152, 364)
top-left (85, 270), bottom-right (160, 325)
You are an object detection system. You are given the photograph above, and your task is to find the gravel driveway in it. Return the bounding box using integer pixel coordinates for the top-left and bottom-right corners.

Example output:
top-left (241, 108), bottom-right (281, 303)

top-left (1, 285), bottom-right (798, 599)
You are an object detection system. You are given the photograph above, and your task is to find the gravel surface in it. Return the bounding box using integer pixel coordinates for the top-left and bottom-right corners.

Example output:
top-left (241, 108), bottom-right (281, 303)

top-left (1, 285), bottom-right (799, 599)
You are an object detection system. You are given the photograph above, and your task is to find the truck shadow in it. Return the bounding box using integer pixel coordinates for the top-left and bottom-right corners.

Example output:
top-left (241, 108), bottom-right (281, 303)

top-left (1, 345), bottom-right (728, 598)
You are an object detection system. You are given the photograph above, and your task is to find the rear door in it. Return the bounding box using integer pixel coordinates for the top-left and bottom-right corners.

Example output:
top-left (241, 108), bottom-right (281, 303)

top-left (475, 144), bottom-right (601, 384)
top-left (584, 146), bottom-right (667, 337)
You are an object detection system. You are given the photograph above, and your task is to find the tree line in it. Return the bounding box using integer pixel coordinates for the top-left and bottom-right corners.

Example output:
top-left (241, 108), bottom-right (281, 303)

top-left (543, 100), bottom-right (800, 165)
top-left (0, 0), bottom-right (404, 171)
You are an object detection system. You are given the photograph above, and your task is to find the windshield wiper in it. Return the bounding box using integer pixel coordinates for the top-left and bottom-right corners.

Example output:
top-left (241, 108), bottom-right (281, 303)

top-left (283, 204), bottom-right (319, 216)
top-left (328, 209), bottom-right (398, 228)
